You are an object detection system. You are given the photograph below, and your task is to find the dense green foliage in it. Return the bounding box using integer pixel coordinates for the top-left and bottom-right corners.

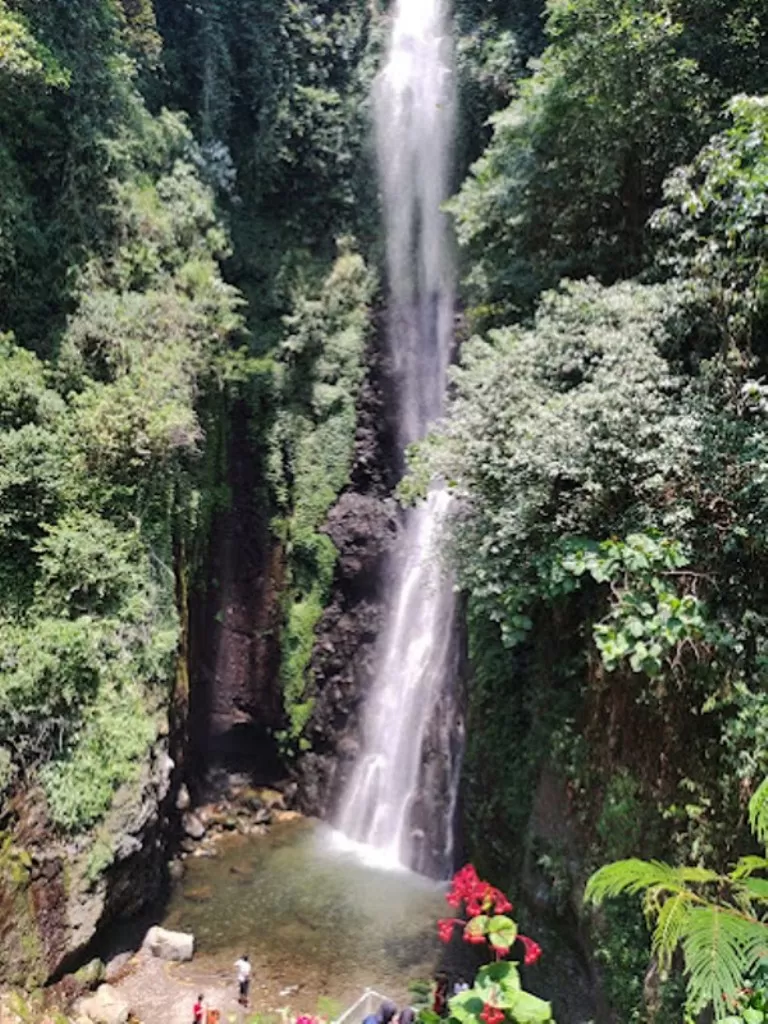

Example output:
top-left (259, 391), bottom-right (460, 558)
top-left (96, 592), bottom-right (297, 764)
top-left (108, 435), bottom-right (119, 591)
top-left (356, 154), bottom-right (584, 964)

top-left (0, 0), bottom-right (383, 834)
top-left (1, 0), bottom-right (767, 1015)
top-left (0, 0), bottom-right (248, 831)
top-left (408, 0), bottom-right (768, 1017)
top-left (269, 244), bottom-right (376, 743)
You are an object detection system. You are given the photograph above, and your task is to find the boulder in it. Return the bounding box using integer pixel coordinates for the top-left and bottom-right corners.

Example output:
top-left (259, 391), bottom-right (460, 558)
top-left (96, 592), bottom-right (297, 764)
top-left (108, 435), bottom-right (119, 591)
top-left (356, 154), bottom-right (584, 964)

top-left (253, 807), bottom-right (272, 826)
top-left (78, 984), bottom-right (130, 1024)
top-left (182, 812), bottom-right (206, 840)
top-left (104, 951), bottom-right (132, 983)
top-left (143, 925), bottom-right (194, 962)
top-left (176, 783), bottom-right (191, 811)
top-left (74, 957), bottom-right (106, 991)
top-left (273, 809), bottom-right (302, 824)
top-left (168, 858), bottom-right (186, 882)
top-left (255, 788), bottom-right (285, 811)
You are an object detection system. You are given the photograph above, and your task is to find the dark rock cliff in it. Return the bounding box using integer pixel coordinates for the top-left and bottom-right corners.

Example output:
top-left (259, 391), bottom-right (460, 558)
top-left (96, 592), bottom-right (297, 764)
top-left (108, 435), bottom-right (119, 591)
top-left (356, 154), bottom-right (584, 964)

top-left (297, 331), bottom-right (402, 816)
top-left (188, 399), bottom-right (284, 794)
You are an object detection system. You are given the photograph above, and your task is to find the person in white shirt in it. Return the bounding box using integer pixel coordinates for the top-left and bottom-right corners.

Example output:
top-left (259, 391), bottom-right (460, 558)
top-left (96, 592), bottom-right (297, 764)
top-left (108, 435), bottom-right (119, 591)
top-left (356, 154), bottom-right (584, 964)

top-left (235, 954), bottom-right (251, 1007)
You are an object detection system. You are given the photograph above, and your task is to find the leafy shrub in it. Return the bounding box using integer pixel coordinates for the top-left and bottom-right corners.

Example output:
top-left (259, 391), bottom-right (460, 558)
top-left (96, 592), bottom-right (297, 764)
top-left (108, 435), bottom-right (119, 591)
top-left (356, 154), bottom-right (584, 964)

top-left (40, 680), bottom-right (157, 832)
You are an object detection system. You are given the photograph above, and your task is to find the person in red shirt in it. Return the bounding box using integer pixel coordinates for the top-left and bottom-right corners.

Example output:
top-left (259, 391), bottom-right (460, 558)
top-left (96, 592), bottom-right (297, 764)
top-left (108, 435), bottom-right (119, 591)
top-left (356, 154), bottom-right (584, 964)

top-left (193, 994), bottom-right (204, 1024)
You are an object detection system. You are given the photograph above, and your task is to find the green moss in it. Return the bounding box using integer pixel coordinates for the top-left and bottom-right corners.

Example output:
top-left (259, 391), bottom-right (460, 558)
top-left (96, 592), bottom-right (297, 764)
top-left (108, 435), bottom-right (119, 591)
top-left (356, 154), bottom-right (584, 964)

top-left (270, 245), bottom-right (376, 748)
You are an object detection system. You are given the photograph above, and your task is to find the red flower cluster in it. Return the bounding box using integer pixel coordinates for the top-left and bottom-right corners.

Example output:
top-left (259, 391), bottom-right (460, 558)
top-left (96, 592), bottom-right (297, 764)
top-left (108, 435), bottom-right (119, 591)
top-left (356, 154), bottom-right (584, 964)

top-left (479, 1005), bottom-right (504, 1024)
top-left (438, 919), bottom-right (459, 943)
top-left (446, 865), bottom-right (513, 917)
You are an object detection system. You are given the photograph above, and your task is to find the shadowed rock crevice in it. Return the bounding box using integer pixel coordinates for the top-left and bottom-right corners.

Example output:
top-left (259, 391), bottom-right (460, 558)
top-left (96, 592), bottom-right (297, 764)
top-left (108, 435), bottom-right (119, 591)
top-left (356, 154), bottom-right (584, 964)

top-left (189, 400), bottom-right (284, 795)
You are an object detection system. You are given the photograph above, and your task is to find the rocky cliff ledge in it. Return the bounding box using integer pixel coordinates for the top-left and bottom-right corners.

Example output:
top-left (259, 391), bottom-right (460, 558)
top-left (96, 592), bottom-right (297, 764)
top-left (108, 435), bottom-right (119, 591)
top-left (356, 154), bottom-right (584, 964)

top-left (0, 734), bottom-right (175, 987)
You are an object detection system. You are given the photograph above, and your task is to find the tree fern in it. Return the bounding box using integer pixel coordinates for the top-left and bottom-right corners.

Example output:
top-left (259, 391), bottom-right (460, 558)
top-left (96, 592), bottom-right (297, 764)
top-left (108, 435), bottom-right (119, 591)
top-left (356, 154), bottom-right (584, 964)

top-left (681, 907), bottom-right (765, 1018)
top-left (651, 891), bottom-right (693, 972)
top-left (732, 856), bottom-right (768, 880)
top-left (585, 775), bottom-right (768, 1020)
top-left (584, 859), bottom-right (691, 904)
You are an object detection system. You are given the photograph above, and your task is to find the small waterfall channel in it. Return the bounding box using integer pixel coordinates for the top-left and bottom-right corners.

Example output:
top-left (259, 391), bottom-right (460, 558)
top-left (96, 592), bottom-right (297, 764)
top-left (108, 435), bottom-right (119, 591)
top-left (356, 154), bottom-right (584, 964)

top-left (334, 0), bottom-right (462, 877)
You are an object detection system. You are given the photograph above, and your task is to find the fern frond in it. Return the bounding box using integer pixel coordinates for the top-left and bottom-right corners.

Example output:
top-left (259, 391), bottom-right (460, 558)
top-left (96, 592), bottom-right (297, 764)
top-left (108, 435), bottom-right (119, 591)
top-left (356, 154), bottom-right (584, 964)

top-left (731, 856), bottom-right (768, 880)
top-left (675, 866), bottom-right (721, 885)
top-left (737, 878), bottom-right (768, 903)
top-left (651, 891), bottom-right (694, 972)
top-left (749, 778), bottom-right (768, 849)
top-left (585, 859), bottom-right (690, 906)
top-left (682, 907), bottom-right (767, 1020)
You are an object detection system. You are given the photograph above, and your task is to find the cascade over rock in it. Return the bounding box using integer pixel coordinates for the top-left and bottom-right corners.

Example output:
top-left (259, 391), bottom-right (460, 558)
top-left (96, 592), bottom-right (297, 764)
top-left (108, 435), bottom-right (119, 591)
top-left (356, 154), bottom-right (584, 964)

top-left (329, 0), bottom-right (464, 876)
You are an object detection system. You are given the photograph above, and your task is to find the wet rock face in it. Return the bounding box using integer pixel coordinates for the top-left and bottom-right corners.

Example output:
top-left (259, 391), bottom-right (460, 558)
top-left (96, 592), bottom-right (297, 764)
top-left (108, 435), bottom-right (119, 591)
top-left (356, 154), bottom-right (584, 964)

top-left (299, 526), bottom-right (399, 817)
top-left (297, 337), bottom-right (403, 819)
top-left (325, 494), bottom-right (399, 591)
top-left (188, 400), bottom-right (284, 792)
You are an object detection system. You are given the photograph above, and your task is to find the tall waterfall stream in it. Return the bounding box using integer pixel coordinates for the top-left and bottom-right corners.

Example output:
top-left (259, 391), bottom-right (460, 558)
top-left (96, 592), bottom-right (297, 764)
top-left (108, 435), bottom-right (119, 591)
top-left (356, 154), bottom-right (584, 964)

top-left (334, 0), bottom-right (461, 876)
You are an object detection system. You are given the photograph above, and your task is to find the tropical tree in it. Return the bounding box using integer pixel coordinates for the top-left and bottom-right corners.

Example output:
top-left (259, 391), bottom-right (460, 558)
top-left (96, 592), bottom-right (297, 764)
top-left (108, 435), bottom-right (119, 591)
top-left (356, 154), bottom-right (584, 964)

top-left (585, 778), bottom-right (768, 1021)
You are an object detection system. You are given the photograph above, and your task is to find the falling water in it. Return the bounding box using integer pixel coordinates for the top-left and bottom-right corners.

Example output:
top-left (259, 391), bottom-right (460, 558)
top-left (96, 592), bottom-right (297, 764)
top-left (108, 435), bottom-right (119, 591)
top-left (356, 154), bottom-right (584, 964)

top-left (334, 0), bottom-right (461, 876)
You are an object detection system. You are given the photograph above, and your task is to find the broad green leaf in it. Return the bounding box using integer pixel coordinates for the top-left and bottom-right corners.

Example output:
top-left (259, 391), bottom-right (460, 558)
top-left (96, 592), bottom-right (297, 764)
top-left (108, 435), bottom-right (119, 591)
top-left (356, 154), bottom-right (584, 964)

top-left (489, 914), bottom-right (518, 950)
top-left (476, 961), bottom-right (522, 992)
top-left (465, 915), bottom-right (490, 940)
top-left (743, 1009), bottom-right (765, 1024)
top-left (447, 992), bottom-right (485, 1024)
top-left (506, 989), bottom-right (554, 1023)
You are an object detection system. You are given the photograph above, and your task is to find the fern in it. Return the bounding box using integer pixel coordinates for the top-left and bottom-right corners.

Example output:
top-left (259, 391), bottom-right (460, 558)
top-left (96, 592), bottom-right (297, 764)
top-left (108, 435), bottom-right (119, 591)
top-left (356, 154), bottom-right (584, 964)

top-left (749, 778), bottom-right (768, 849)
top-left (585, 775), bottom-right (768, 1020)
top-left (652, 892), bottom-right (693, 972)
top-left (584, 859), bottom-right (690, 904)
top-left (738, 878), bottom-right (768, 903)
top-left (732, 856), bottom-right (768, 880)
top-left (681, 907), bottom-right (764, 1019)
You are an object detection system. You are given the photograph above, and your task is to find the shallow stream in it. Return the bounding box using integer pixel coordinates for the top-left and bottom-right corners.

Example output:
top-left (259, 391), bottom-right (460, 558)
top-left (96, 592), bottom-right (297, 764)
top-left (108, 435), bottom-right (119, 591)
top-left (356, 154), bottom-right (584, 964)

top-left (161, 819), bottom-right (446, 1016)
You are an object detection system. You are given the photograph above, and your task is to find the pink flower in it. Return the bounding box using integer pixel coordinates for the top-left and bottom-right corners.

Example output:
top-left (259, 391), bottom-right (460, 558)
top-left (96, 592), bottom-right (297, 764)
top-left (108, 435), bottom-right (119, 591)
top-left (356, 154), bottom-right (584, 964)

top-left (519, 935), bottom-right (542, 966)
top-left (438, 918), bottom-right (459, 944)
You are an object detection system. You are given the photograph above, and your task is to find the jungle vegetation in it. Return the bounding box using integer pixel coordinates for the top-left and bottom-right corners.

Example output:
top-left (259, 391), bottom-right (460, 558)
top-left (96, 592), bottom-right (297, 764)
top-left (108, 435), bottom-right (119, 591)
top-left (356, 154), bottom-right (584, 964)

top-left (0, 0), bottom-right (766, 1018)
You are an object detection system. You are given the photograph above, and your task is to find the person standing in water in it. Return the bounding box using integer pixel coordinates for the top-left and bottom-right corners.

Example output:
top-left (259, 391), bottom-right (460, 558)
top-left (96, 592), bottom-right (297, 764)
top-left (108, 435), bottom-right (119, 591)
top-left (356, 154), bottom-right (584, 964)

top-left (234, 954), bottom-right (251, 1007)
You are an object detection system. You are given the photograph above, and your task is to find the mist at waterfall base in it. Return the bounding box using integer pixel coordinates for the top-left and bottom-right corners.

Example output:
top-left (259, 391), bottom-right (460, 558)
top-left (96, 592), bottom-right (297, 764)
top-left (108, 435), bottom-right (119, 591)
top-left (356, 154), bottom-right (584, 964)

top-left (332, 0), bottom-right (463, 878)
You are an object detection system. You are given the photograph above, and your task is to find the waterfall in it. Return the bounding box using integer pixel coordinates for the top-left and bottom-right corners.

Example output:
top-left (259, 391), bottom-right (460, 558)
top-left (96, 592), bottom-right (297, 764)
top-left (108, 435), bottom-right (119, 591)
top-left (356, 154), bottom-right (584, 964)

top-left (334, 0), bottom-right (461, 876)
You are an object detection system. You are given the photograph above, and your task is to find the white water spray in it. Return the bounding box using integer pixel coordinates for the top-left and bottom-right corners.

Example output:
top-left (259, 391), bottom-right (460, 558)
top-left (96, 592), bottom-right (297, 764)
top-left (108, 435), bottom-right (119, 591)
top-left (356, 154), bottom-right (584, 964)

top-left (334, 0), bottom-right (461, 876)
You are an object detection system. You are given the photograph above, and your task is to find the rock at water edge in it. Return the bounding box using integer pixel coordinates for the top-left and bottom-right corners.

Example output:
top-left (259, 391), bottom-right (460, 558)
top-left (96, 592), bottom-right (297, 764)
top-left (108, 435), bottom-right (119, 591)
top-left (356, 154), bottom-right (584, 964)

top-left (78, 984), bottom-right (130, 1024)
top-left (182, 811), bottom-right (206, 840)
top-left (143, 925), bottom-right (194, 961)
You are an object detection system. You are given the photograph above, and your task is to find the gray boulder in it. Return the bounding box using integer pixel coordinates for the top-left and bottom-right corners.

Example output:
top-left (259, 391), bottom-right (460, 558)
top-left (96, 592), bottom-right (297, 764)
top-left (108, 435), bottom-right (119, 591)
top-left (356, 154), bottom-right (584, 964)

top-left (78, 984), bottom-right (130, 1024)
top-left (182, 811), bottom-right (206, 840)
top-left (143, 925), bottom-right (194, 961)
